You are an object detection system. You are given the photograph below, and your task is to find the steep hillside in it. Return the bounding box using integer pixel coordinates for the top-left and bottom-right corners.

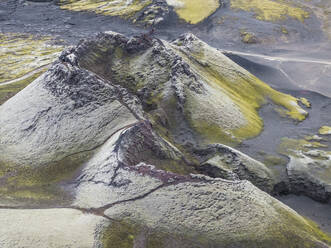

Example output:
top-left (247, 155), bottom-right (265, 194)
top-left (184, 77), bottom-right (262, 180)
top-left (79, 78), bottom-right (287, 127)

top-left (0, 32), bottom-right (330, 247)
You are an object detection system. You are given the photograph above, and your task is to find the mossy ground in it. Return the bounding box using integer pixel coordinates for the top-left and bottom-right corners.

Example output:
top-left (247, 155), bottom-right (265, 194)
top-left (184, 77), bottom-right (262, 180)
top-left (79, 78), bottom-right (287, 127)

top-left (231, 0), bottom-right (309, 22)
top-left (319, 126), bottom-right (331, 135)
top-left (281, 26), bottom-right (289, 34)
top-left (0, 70), bottom-right (45, 105)
top-left (278, 137), bottom-right (328, 157)
top-left (77, 36), bottom-right (309, 149)
top-left (240, 30), bottom-right (259, 44)
top-left (101, 220), bottom-right (205, 248)
top-left (263, 206), bottom-right (331, 248)
top-left (262, 154), bottom-right (288, 167)
top-left (299, 97), bottom-right (311, 108)
top-left (77, 36), bottom-right (309, 151)
top-left (304, 135), bottom-right (324, 141)
top-left (166, 0), bottom-right (220, 24)
top-left (129, 131), bottom-right (198, 175)
top-left (0, 151), bottom-right (92, 204)
top-left (0, 33), bottom-right (62, 83)
top-left (102, 221), bottom-right (166, 248)
top-left (189, 121), bottom-right (241, 146)
top-left (277, 131), bottom-right (331, 184)
top-left (60, 0), bottom-right (152, 19)
top-left (101, 211), bottom-right (331, 248)
top-left (173, 42), bottom-right (308, 145)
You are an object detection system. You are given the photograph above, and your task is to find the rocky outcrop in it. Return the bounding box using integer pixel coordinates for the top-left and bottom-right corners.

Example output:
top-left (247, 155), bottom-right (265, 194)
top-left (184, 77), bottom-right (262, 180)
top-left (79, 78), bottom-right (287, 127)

top-left (103, 177), bottom-right (330, 248)
top-left (72, 121), bottom-right (195, 209)
top-left (57, 0), bottom-right (221, 25)
top-left (0, 32), bottom-right (330, 247)
top-left (58, 0), bottom-right (170, 25)
top-left (287, 151), bottom-right (331, 203)
top-left (42, 120), bottom-right (331, 247)
top-left (0, 61), bottom-right (142, 168)
top-left (66, 31), bottom-right (308, 147)
top-left (133, 0), bottom-right (170, 25)
top-left (278, 137), bottom-right (331, 203)
top-left (195, 144), bottom-right (275, 193)
top-left (0, 55), bottom-right (143, 206)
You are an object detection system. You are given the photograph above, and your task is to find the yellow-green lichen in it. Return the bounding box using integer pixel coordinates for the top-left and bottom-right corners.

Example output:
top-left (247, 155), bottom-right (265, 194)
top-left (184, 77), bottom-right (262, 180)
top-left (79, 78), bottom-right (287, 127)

top-left (100, 209), bottom-right (331, 248)
top-left (166, 0), bottom-right (220, 24)
top-left (278, 137), bottom-right (328, 157)
top-left (189, 121), bottom-right (241, 146)
top-left (131, 141), bottom-right (197, 175)
top-left (303, 217), bottom-right (331, 245)
top-left (299, 97), bottom-right (311, 108)
top-left (231, 0), bottom-right (310, 22)
top-left (281, 26), bottom-right (289, 34)
top-left (77, 35), bottom-right (307, 148)
top-left (172, 41), bottom-right (308, 144)
top-left (319, 126), bottom-right (331, 135)
top-left (264, 206), bottom-right (331, 247)
top-left (0, 151), bottom-right (92, 204)
top-left (0, 186), bottom-right (61, 204)
top-left (102, 221), bottom-right (136, 248)
top-left (102, 221), bottom-right (166, 248)
top-left (60, 0), bottom-right (152, 19)
top-left (0, 70), bottom-right (45, 105)
top-left (240, 30), bottom-right (259, 44)
top-left (262, 154), bottom-right (288, 166)
top-left (304, 135), bottom-right (324, 141)
top-left (0, 33), bottom-right (62, 83)
top-left (304, 150), bottom-right (331, 161)
top-left (299, 0), bottom-right (331, 40)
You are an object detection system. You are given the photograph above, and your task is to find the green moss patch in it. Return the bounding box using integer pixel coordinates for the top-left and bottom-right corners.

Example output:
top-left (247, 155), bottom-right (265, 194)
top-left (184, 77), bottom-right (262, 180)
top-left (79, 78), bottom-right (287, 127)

top-left (0, 70), bottom-right (45, 105)
top-left (265, 207), bottom-right (331, 248)
top-left (262, 154), bottom-right (288, 167)
top-left (299, 97), bottom-right (311, 108)
top-left (166, 0), bottom-right (220, 24)
top-left (231, 0), bottom-right (309, 22)
top-left (240, 30), bottom-right (259, 44)
top-left (76, 34), bottom-right (308, 148)
top-left (278, 137), bottom-right (328, 157)
top-left (0, 151), bottom-right (92, 204)
top-left (60, 0), bottom-right (152, 19)
top-left (102, 221), bottom-right (169, 248)
top-left (102, 221), bottom-right (137, 248)
top-left (319, 126), bottom-right (331, 135)
top-left (101, 210), bottom-right (331, 248)
top-left (281, 26), bottom-right (289, 34)
top-left (0, 33), bottom-right (62, 83)
top-left (173, 41), bottom-right (308, 145)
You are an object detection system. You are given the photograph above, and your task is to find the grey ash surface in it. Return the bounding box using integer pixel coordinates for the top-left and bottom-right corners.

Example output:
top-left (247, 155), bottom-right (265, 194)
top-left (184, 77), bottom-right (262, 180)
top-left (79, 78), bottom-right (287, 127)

top-left (1, 0), bottom-right (331, 241)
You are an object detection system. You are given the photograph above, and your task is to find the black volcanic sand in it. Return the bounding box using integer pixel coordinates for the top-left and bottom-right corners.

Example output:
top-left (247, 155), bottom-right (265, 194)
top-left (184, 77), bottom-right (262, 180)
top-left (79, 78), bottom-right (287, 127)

top-left (2, 0), bottom-right (330, 95)
top-left (0, 0), bottom-right (187, 44)
top-left (1, 0), bottom-right (331, 234)
top-left (278, 194), bottom-right (331, 235)
top-left (230, 53), bottom-right (331, 157)
top-left (1, 0), bottom-right (331, 51)
top-left (228, 53), bottom-right (331, 98)
top-left (1, 0), bottom-right (331, 95)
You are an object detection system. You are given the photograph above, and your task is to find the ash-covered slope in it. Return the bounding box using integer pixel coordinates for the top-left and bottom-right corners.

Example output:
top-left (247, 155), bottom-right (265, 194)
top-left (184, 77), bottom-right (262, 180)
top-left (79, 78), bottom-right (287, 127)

top-left (71, 31), bottom-right (308, 145)
top-left (0, 32), bottom-right (330, 248)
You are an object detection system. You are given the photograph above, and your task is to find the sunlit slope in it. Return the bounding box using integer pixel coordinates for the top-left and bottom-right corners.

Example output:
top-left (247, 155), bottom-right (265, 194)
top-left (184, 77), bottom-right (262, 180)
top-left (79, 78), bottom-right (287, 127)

top-left (231, 0), bottom-right (309, 22)
top-left (0, 33), bottom-right (63, 104)
top-left (166, 0), bottom-right (220, 24)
